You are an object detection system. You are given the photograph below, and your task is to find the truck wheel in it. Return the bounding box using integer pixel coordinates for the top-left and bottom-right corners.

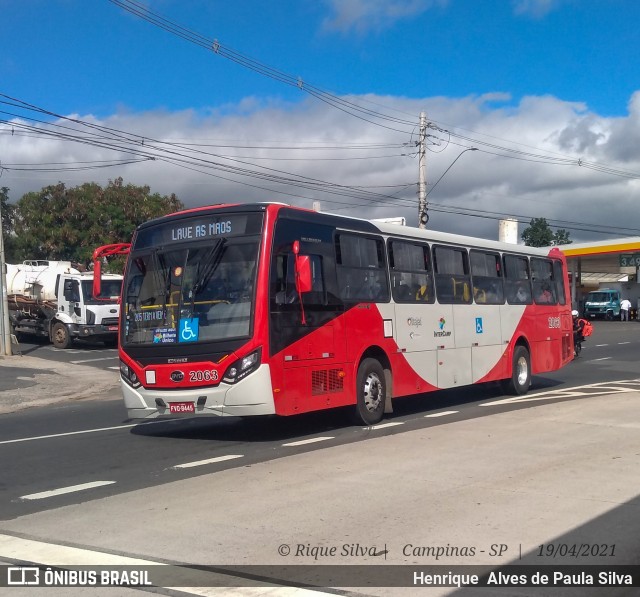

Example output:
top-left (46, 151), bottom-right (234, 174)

top-left (605, 311), bottom-right (613, 321)
top-left (504, 345), bottom-right (531, 395)
top-left (52, 322), bottom-right (72, 349)
top-left (352, 358), bottom-right (386, 426)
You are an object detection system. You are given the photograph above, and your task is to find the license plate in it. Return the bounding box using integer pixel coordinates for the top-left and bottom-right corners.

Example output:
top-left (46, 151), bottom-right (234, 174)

top-left (169, 402), bottom-right (195, 414)
top-left (107, 326), bottom-right (118, 331)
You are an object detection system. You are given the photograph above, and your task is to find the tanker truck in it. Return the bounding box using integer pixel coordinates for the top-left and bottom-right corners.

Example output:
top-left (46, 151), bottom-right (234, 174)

top-left (6, 244), bottom-right (129, 349)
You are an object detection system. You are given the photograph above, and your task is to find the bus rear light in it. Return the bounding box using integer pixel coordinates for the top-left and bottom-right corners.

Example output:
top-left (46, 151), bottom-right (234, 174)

top-left (120, 360), bottom-right (141, 388)
top-left (223, 349), bottom-right (261, 384)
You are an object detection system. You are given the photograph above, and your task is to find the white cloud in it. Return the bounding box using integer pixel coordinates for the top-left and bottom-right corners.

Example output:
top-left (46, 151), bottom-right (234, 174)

top-left (2, 90), bottom-right (640, 243)
top-left (512, 0), bottom-right (564, 18)
top-left (321, 0), bottom-right (447, 34)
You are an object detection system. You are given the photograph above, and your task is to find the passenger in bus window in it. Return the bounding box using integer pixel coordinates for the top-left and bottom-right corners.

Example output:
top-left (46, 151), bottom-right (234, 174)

top-left (395, 277), bottom-right (413, 301)
top-left (474, 286), bottom-right (487, 303)
top-left (485, 280), bottom-right (501, 303)
top-left (536, 282), bottom-right (553, 304)
top-left (515, 284), bottom-right (528, 303)
top-left (415, 283), bottom-right (429, 301)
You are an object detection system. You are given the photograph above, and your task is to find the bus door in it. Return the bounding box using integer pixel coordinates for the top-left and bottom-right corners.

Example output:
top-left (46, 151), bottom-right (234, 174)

top-left (388, 240), bottom-right (438, 392)
top-left (430, 244), bottom-right (474, 389)
top-left (270, 229), bottom-right (347, 414)
top-left (464, 250), bottom-right (507, 382)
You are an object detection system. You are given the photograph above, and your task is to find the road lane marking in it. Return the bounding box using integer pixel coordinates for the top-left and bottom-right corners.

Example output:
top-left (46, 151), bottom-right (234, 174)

top-left (20, 481), bottom-right (116, 501)
top-left (0, 533), bottom-right (166, 566)
top-left (425, 410), bottom-right (459, 418)
top-left (0, 421), bottom-right (167, 446)
top-left (595, 344), bottom-right (609, 347)
top-left (0, 534), bottom-right (332, 596)
top-left (282, 437), bottom-right (335, 447)
top-left (172, 455), bottom-right (244, 469)
top-left (618, 342), bottom-right (631, 345)
top-left (70, 357), bottom-right (119, 364)
top-left (367, 421), bottom-right (404, 430)
top-left (590, 357), bottom-right (612, 361)
top-left (480, 378), bottom-right (640, 407)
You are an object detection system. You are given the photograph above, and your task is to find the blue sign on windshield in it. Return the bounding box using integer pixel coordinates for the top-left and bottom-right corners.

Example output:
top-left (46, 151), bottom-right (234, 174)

top-left (179, 318), bottom-right (199, 343)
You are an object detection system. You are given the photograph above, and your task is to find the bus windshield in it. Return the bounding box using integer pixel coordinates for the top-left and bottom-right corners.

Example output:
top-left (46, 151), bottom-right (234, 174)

top-left (122, 240), bottom-right (259, 346)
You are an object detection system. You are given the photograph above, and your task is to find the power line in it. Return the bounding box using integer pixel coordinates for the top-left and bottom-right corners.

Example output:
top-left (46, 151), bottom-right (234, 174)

top-left (107, 0), bottom-right (417, 134)
top-left (3, 92), bottom-right (640, 238)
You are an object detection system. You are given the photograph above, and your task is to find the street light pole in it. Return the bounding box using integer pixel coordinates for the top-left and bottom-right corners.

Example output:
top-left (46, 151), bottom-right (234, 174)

top-left (425, 147), bottom-right (478, 205)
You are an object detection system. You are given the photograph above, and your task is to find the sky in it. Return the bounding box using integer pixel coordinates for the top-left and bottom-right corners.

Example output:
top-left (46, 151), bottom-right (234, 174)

top-left (2, 0), bottom-right (640, 243)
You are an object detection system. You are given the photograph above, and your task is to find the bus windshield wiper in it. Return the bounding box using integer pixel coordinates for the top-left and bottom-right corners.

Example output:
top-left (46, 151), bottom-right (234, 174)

top-left (151, 249), bottom-right (171, 324)
top-left (187, 239), bottom-right (227, 309)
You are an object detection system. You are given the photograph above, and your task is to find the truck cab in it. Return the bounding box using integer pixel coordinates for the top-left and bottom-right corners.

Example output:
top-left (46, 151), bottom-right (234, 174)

top-left (52, 273), bottom-right (122, 348)
top-left (583, 289), bottom-right (621, 320)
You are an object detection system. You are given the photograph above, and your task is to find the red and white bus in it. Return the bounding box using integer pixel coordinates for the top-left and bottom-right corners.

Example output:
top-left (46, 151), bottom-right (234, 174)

top-left (118, 202), bottom-right (573, 424)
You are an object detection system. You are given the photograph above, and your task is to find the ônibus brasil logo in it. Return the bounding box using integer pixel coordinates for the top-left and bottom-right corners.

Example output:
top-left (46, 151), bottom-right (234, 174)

top-left (434, 317), bottom-right (452, 337)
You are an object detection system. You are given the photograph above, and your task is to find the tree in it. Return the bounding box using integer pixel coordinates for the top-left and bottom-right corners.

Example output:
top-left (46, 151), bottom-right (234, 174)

top-left (1, 186), bottom-right (19, 262)
top-left (552, 228), bottom-right (572, 246)
top-left (11, 178), bottom-right (184, 266)
top-left (521, 218), bottom-right (572, 247)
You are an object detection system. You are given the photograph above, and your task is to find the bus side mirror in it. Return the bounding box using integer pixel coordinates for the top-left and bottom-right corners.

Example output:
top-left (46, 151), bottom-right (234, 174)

top-left (292, 241), bottom-right (312, 294)
top-left (295, 255), bottom-right (312, 294)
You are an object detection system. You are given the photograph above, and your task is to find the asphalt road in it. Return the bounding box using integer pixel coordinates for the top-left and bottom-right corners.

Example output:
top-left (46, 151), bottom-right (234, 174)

top-left (12, 336), bottom-right (119, 371)
top-left (2, 321), bottom-right (639, 522)
top-left (1, 321), bottom-right (640, 596)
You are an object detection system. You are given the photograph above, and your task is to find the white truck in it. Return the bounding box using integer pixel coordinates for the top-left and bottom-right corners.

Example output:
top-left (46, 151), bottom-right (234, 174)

top-left (6, 245), bottom-right (129, 349)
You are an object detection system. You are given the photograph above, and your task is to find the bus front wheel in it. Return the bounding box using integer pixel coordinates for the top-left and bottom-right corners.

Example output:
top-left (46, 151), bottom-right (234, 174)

top-left (353, 358), bottom-right (386, 426)
top-left (504, 345), bottom-right (531, 395)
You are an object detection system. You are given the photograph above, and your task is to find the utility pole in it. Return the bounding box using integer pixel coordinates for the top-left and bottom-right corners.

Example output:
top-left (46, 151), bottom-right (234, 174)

top-left (417, 112), bottom-right (428, 229)
top-left (0, 199), bottom-right (12, 356)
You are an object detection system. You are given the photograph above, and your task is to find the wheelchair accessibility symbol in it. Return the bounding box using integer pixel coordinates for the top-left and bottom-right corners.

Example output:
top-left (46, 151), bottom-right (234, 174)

top-left (475, 317), bottom-right (483, 334)
top-left (179, 318), bottom-right (199, 343)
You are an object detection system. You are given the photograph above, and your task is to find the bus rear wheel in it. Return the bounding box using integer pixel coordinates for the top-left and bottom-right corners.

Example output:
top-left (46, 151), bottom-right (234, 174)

top-left (352, 358), bottom-right (386, 426)
top-left (503, 345), bottom-right (531, 395)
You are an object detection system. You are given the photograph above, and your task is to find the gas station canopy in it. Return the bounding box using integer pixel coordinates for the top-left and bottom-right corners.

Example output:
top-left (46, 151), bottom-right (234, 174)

top-left (559, 237), bottom-right (640, 275)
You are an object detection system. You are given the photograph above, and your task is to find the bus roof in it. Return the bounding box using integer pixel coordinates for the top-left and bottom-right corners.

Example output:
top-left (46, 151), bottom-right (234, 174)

top-left (137, 202), bottom-right (561, 259)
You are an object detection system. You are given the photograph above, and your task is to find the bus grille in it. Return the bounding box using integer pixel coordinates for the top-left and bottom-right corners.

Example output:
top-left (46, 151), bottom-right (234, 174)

top-left (311, 369), bottom-right (344, 395)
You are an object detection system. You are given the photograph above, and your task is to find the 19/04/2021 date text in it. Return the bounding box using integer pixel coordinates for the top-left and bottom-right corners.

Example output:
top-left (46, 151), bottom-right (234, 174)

top-left (537, 543), bottom-right (616, 558)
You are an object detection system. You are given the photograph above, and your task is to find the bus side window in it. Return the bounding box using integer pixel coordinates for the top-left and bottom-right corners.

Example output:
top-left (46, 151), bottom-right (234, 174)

top-left (504, 254), bottom-right (532, 305)
top-left (553, 260), bottom-right (566, 305)
top-left (273, 253), bottom-right (298, 305)
top-left (336, 234), bottom-right (389, 302)
top-left (433, 245), bottom-right (471, 305)
top-left (388, 240), bottom-right (433, 304)
top-left (531, 257), bottom-right (557, 305)
top-left (470, 250), bottom-right (504, 305)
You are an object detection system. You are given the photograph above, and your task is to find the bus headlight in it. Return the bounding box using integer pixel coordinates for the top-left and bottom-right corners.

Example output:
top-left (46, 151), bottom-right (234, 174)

top-left (120, 360), bottom-right (141, 388)
top-left (223, 349), bottom-right (261, 384)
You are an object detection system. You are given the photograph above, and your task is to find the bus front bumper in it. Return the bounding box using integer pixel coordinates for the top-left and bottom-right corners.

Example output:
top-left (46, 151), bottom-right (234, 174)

top-left (121, 364), bottom-right (276, 419)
